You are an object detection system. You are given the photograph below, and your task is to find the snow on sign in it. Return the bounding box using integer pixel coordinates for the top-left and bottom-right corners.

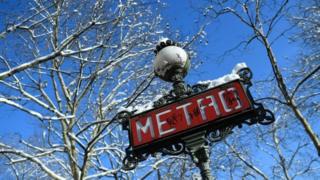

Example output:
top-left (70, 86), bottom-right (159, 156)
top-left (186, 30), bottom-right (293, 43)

top-left (129, 80), bottom-right (251, 148)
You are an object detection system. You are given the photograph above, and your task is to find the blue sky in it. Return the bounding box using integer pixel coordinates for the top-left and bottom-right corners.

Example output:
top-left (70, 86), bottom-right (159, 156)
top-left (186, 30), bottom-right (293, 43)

top-left (0, 0), bottom-right (300, 150)
top-left (162, 0), bottom-right (300, 83)
top-left (2, 0), bottom-right (318, 179)
top-left (0, 0), bottom-right (298, 137)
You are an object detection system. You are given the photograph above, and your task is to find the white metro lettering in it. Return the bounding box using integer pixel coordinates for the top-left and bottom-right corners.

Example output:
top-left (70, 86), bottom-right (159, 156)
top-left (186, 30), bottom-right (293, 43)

top-left (197, 95), bottom-right (221, 121)
top-left (219, 87), bottom-right (242, 112)
top-left (132, 82), bottom-right (249, 146)
top-left (176, 102), bottom-right (192, 126)
top-left (136, 117), bottom-right (155, 142)
top-left (156, 109), bottom-right (176, 137)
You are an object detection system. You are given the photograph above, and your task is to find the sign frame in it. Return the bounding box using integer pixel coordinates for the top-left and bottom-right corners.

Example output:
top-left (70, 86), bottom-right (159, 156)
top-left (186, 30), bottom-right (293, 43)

top-left (129, 80), bottom-right (251, 149)
top-left (119, 67), bottom-right (275, 170)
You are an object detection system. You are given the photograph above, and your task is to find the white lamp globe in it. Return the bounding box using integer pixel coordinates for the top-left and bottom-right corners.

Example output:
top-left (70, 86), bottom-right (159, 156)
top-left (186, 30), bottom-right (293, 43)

top-left (154, 45), bottom-right (190, 82)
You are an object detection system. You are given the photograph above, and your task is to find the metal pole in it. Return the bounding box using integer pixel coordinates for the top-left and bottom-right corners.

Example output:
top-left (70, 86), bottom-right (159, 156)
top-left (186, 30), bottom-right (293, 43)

top-left (191, 146), bottom-right (213, 180)
top-left (171, 69), bottom-right (189, 98)
top-left (182, 132), bottom-right (213, 180)
top-left (172, 78), bottom-right (213, 180)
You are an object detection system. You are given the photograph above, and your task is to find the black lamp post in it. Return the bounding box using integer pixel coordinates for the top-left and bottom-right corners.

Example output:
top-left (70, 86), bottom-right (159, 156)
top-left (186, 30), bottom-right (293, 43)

top-left (153, 39), bottom-right (213, 179)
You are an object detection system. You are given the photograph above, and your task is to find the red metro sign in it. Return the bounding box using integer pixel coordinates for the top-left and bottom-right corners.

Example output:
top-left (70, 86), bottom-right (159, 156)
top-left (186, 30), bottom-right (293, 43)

top-left (129, 80), bottom-right (251, 149)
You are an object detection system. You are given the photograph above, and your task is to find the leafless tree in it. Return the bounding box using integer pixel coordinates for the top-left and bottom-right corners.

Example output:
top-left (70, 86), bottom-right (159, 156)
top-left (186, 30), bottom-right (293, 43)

top-left (183, 0), bottom-right (320, 179)
top-left (0, 0), bottom-right (173, 179)
top-left (196, 0), bottom-right (320, 153)
top-left (1, 0), bottom-right (319, 179)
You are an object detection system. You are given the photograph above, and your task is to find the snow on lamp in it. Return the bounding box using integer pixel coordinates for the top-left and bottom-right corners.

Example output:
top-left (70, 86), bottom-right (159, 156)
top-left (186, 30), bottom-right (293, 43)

top-left (153, 38), bottom-right (190, 83)
top-left (153, 38), bottom-right (190, 97)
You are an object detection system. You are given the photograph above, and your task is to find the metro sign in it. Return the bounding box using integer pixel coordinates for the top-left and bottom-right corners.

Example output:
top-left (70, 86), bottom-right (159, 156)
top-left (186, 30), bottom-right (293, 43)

top-left (128, 80), bottom-right (251, 150)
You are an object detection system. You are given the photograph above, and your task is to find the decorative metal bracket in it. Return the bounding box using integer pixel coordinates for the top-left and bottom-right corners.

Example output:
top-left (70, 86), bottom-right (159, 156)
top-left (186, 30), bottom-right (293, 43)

top-left (119, 67), bottom-right (275, 171)
top-left (236, 67), bottom-right (275, 126)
